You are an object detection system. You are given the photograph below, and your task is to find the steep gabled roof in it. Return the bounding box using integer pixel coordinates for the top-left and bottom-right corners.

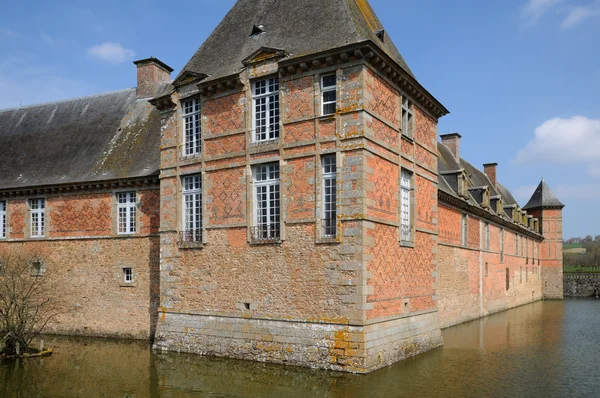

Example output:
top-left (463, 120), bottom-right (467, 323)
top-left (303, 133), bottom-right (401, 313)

top-left (0, 89), bottom-right (161, 190)
top-left (523, 179), bottom-right (565, 210)
top-left (177, 0), bottom-right (414, 83)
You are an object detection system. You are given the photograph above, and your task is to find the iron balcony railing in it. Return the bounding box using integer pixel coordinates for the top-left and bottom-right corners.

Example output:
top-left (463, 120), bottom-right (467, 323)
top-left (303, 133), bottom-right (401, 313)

top-left (322, 218), bottom-right (337, 238)
top-left (180, 229), bottom-right (203, 244)
top-left (250, 225), bottom-right (280, 242)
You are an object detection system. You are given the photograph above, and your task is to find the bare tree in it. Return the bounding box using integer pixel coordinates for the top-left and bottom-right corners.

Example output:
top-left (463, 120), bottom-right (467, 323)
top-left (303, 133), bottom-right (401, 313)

top-left (0, 250), bottom-right (65, 356)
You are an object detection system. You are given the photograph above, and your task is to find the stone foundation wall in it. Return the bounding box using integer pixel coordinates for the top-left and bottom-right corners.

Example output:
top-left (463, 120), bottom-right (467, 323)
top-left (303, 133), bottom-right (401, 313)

top-left (563, 274), bottom-right (599, 297)
top-left (153, 310), bottom-right (441, 374)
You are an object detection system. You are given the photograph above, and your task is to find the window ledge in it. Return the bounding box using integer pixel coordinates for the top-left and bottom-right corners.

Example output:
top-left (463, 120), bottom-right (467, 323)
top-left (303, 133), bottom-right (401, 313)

top-left (316, 236), bottom-right (339, 245)
top-left (400, 133), bottom-right (414, 143)
top-left (119, 283), bottom-right (136, 288)
top-left (400, 241), bottom-right (415, 248)
top-left (318, 114), bottom-right (336, 121)
top-left (178, 241), bottom-right (204, 250)
top-left (249, 239), bottom-right (282, 246)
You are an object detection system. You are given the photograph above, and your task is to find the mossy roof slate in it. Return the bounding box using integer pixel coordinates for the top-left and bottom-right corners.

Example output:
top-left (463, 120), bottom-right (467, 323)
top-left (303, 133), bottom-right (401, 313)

top-left (0, 89), bottom-right (160, 190)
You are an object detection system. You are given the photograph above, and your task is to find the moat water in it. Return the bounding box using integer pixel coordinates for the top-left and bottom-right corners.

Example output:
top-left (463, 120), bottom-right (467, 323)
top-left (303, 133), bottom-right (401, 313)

top-left (1, 299), bottom-right (599, 397)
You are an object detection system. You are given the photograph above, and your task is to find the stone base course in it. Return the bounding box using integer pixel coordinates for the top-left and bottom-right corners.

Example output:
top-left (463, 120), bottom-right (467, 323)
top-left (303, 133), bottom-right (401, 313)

top-left (153, 311), bottom-right (441, 374)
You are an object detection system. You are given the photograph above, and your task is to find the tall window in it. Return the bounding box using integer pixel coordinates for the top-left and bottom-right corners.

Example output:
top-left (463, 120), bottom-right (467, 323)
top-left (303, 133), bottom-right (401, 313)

top-left (402, 97), bottom-right (413, 137)
top-left (484, 222), bottom-right (490, 250)
top-left (0, 201), bottom-right (5, 239)
top-left (182, 175), bottom-right (202, 243)
top-left (182, 97), bottom-right (201, 156)
top-left (29, 198), bottom-right (45, 238)
top-left (500, 228), bottom-right (504, 263)
top-left (253, 163), bottom-right (280, 241)
top-left (322, 155), bottom-right (337, 237)
top-left (515, 234), bottom-right (519, 255)
top-left (461, 214), bottom-right (468, 247)
top-left (253, 77), bottom-right (280, 142)
top-left (321, 75), bottom-right (336, 115)
top-left (117, 192), bottom-right (136, 234)
top-left (400, 169), bottom-right (412, 242)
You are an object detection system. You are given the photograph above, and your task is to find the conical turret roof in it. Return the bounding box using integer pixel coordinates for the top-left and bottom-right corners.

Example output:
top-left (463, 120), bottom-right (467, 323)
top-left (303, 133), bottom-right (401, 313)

top-left (176, 0), bottom-right (414, 83)
top-left (523, 179), bottom-right (565, 210)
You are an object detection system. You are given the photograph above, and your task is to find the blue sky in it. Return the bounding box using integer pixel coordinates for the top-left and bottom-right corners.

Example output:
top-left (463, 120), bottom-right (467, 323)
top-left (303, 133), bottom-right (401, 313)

top-left (1, 0), bottom-right (598, 238)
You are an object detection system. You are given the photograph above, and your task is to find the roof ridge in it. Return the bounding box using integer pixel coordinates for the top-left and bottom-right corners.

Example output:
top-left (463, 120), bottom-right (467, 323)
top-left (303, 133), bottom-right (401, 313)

top-left (0, 87), bottom-right (136, 113)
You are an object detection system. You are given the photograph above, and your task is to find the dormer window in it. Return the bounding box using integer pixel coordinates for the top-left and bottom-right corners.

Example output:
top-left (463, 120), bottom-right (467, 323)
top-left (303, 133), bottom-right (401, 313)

top-left (251, 24), bottom-right (265, 37)
top-left (182, 97), bottom-right (201, 156)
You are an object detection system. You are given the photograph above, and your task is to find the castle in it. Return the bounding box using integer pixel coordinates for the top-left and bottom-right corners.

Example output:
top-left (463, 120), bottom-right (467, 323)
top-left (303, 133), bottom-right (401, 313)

top-left (0, 0), bottom-right (563, 373)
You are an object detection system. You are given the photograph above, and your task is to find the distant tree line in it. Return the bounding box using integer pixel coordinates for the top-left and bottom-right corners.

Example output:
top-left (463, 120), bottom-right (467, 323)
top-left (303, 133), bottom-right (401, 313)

top-left (563, 239), bottom-right (600, 270)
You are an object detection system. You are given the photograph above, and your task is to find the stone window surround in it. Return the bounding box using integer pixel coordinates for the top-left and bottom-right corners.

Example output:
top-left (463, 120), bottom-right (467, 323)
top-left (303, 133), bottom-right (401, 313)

top-left (320, 74), bottom-right (337, 116)
top-left (399, 167), bottom-right (415, 247)
top-left (112, 189), bottom-right (140, 236)
top-left (315, 151), bottom-right (341, 243)
top-left (116, 191), bottom-right (137, 235)
top-left (248, 161), bottom-right (282, 244)
top-left (119, 265), bottom-right (136, 288)
top-left (181, 96), bottom-right (202, 158)
top-left (28, 197), bottom-right (46, 239)
top-left (251, 75), bottom-right (280, 143)
top-left (179, 173), bottom-right (204, 248)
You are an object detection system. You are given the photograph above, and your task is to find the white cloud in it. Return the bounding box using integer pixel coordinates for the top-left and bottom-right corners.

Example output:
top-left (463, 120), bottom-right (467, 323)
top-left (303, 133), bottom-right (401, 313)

top-left (514, 116), bottom-right (600, 177)
top-left (521, 0), bottom-right (561, 24)
top-left (87, 42), bottom-right (135, 64)
top-left (560, 5), bottom-right (600, 29)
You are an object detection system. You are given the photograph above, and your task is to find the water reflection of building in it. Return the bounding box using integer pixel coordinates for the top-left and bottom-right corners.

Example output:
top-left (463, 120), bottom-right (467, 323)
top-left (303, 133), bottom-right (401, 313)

top-left (0, 0), bottom-right (564, 373)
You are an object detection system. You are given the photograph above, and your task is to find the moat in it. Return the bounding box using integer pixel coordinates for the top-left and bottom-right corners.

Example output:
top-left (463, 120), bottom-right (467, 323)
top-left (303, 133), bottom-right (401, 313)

top-left (1, 299), bottom-right (598, 397)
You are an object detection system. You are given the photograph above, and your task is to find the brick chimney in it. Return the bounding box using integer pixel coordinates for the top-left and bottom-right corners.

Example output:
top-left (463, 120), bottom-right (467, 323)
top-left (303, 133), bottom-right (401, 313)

top-left (483, 163), bottom-right (498, 187)
top-left (133, 57), bottom-right (173, 99)
top-left (440, 133), bottom-right (461, 162)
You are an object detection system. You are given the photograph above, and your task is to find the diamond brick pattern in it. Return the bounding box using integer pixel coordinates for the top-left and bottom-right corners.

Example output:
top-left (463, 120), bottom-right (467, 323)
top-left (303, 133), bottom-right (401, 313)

top-left (366, 72), bottom-right (399, 126)
top-left (205, 92), bottom-right (244, 134)
top-left (286, 158), bottom-right (315, 220)
top-left (284, 76), bottom-right (314, 122)
top-left (369, 117), bottom-right (397, 149)
top-left (367, 156), bottom-right (398, 223)
top-left (284, 120), bottom-right (315, 144)
top-left (367, 225), bottom-right (435, 319)
top-left (208, 168), bottom-right (245, 225)
top-left (205, 134), bottom-right (246, 157)
top-left (51, 194), bottom-right (112, 236)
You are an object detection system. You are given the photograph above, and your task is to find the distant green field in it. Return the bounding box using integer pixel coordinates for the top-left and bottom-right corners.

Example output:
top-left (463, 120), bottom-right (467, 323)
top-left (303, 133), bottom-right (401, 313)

top-left (563, 266), bottom-right (600, 274)
top-left (563, 243), bottom-right (585, 250)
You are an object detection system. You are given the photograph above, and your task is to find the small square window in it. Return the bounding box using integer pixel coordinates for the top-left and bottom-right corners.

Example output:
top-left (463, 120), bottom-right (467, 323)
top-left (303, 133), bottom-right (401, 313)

top-left (123, 268), bottom-right (133, 284)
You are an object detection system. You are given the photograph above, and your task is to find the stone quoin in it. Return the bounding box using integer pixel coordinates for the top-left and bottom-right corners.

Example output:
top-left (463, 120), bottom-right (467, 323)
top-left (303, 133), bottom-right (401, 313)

top-left (0, 0), bottom-right (563, 373)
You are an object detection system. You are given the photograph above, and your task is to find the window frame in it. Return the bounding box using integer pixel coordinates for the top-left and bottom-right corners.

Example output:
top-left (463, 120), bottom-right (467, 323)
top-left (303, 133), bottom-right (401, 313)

top-left (181, 174), bottom-right (203, 244)
top-left (402, 96), bottom-right (414, 138)
top-left (0, 200), bottom-right (6, 239)
top-left (252, 77), bottom-right (280, 143)
top-left (321, 74), bottom-right (337, 116)
top-left (400, 169), bottom-right (413, 244)
top-left (116, 192), bottom-right (137, 235)
top-left (182, 96), bottom-right (201, 157)
top-left (252, 163), bottom-right (281, 242)
top-left (123, 267), bottom-right (133, 284)
top-left (321, 154), bottom-right (337, 238)
top-left (500, 228), bottom-right (504, 263)
top-left (29, 198), bottom-right (45, 238)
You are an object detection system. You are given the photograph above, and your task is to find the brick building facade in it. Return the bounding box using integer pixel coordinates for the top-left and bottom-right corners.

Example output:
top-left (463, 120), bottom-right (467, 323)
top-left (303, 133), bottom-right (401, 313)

top-left (0, 0), bottom-right (563, 373)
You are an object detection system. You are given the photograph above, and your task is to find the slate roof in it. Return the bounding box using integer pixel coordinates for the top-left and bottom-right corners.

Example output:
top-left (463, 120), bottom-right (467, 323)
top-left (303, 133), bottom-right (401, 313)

top-left (437, 141), bottom-right (522, 221)
top-left (177, 0), bottom-right (414, 83)
top-left (0, 89), bottom-right (161, 190)
top-left (523, 179), bottom-right (565, 210)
